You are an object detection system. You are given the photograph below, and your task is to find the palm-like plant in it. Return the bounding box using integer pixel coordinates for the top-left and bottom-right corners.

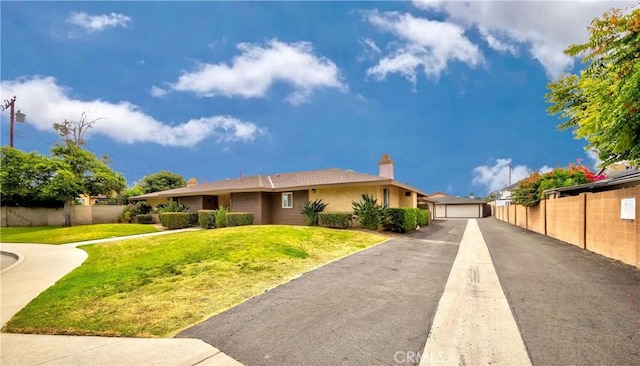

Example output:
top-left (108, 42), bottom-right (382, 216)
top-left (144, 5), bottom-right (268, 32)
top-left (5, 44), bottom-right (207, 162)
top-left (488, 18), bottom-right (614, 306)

top-left (300, 199), bottom-right (329, 226)
top-left (352, 193), bottom-right (386, 231)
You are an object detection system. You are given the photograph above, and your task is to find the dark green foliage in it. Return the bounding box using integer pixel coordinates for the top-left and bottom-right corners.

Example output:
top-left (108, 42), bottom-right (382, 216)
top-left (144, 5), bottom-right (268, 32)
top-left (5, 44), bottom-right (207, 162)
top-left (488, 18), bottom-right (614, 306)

top-left (300, 199), bottom-right (329, 226)
top-left (155, 201), bottom-right (189, 213)
top-left (318, 212), bottom-right (353, 229)
top-left (117, 202), bottom-right (154, 223)
top-left (386, 208), bottom-right (418, 233)
top-left (188, 213), bottom-right (199, 226)
top-left (215, 207), bottom-right (228, 228)
top-left (417, 209), bottom-right (429, 227)
top-left (198, 210), bottom-right (216, 229)
top-left (139, 170), bottom-right (186, 194)
top-left (226, 212), bottom-right (254, 227)
top-left (352, 193), bottom-right (386, 231)
top-left (136, 214), bottom-right (153, 224)
top-left (159, 212), bottom-right (192, 229)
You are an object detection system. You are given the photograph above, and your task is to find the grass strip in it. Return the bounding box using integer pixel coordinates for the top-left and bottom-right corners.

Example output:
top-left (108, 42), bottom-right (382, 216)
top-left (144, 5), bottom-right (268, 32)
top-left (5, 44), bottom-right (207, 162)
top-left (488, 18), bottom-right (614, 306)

top-left (0, 224), bottom-right (160, 244)
top-left (3, 225), bottom-right (385, 337)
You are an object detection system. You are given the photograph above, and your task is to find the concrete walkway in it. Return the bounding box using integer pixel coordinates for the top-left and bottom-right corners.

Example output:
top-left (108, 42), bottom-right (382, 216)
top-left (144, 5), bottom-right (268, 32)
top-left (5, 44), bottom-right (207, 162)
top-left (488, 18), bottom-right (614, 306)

top-left (0, 231), bottom-right (243, 366)
top-left (420, 219), bottom-right (531, 365)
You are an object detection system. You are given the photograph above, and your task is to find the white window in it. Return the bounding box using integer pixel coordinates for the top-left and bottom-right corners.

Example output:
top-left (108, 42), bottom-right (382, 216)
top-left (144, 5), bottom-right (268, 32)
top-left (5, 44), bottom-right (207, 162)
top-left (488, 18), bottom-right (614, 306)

top-left (282, 192), bottom-right (293, 208)
top-left (383, 189), bottom-right (390, 207)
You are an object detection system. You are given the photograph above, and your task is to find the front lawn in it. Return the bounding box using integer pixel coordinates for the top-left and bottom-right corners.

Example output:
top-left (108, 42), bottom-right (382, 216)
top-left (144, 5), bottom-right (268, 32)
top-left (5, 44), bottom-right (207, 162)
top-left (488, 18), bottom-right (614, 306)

top-left (0, 224), bottom-right (160, 244)
top-left (3, 225), bottom-right (385, 337)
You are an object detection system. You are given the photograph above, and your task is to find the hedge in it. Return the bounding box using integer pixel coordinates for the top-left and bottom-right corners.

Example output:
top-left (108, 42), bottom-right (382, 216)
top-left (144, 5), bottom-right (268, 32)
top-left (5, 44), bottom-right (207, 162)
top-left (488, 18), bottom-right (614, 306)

top-left (226, 212), bottom-right (254, 227)
top-left (318, 212), bottom-right (353, 229)
top-left (188, 213), bottom-right (199, 227)
top-left (417, 209), bottom-right (429, 227)
top-left (198, 210), bottom-right (216, 229)
top-left (159, 212), bottom-right (192, 230)
top-left (386, 208), bottom-right (419, 233)
top-left (135, 214), bottom-right (153, 224)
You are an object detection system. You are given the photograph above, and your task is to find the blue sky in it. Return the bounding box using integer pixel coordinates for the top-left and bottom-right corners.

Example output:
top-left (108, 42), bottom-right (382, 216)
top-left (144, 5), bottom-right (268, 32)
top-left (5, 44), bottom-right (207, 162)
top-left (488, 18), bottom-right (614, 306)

top-left (1, 1), bottom-right (629, 196)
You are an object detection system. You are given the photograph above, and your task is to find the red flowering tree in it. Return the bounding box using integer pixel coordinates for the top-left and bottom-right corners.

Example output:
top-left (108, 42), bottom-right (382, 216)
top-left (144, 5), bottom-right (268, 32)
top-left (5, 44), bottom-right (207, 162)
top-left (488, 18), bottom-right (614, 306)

top-left (511, 160), bottom-right (606, 207)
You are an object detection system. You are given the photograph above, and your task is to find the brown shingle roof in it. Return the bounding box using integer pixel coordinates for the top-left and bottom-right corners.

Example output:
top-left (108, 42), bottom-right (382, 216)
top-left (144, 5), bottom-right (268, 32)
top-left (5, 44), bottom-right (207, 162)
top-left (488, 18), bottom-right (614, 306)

top-left (130, 168), bottom-right (428, 199)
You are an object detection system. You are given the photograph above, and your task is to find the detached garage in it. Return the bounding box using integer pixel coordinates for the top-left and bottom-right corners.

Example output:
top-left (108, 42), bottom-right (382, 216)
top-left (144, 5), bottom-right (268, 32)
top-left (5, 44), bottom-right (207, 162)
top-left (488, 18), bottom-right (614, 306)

top-left (433, 196), bottom-right (487, 219)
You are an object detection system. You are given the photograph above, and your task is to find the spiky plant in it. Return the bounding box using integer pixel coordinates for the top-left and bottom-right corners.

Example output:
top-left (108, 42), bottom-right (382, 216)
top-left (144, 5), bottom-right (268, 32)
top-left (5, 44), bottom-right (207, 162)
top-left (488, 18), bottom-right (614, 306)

top-left (352, 193), bottom-right (386, 231)
top-left (300, 199), bottom-right (329, 226)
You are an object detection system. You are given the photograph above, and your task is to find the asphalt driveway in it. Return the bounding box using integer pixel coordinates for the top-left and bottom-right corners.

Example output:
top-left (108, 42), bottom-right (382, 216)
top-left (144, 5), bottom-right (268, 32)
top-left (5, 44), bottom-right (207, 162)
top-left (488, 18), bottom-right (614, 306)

top-left (478, 219), bottom-right (640, 365)
top-left (178, 220), bottom-right (466, 366)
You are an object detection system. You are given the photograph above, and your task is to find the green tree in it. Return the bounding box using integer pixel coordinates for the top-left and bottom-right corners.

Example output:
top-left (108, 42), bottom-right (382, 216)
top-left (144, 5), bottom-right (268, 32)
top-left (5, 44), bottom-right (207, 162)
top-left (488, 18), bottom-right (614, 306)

top-left (0, 147), bottom-right (61, 207)
top-left (483, 191), bottom-right (500, 202)
top-left (546, 6), bottom-right (640, 166)
top-left (51, 143), bottom-right (126, 226)
top-left (139, 170), bottom-right (186, 194)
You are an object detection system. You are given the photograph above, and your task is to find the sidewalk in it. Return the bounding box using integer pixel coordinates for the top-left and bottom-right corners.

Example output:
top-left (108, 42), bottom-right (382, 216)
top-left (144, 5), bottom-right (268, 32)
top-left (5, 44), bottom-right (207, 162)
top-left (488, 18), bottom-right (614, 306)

top-left (0, 232), bottom-right (243, 366)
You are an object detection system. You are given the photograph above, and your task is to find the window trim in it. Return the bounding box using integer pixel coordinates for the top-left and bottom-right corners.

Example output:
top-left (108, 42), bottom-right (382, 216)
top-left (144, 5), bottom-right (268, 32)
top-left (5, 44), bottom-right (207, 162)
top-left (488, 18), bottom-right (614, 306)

top-left (383, 188), bottom-right (390, 207)
top-left (282, 192), bottom-right (293, 208)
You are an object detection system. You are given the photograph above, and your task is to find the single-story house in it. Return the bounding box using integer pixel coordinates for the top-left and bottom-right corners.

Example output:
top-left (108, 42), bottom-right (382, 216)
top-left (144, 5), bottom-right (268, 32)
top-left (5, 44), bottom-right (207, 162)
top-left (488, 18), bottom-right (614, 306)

top-left (130, 154), bottom-right (429, 226)
top-left (431, 194), bottom-right (488, 219)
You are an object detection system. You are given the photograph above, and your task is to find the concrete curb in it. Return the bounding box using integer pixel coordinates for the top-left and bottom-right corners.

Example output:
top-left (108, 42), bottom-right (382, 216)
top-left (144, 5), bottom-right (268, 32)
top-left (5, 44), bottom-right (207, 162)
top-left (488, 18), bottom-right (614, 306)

top-left (0, 250), bottom-right (24, 274)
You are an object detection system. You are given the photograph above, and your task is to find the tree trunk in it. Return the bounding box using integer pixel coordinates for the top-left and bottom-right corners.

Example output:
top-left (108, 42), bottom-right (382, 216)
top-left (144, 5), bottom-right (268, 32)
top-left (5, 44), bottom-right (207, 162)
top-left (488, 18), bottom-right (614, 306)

top-left (63, 200), bottom-right (72, 227)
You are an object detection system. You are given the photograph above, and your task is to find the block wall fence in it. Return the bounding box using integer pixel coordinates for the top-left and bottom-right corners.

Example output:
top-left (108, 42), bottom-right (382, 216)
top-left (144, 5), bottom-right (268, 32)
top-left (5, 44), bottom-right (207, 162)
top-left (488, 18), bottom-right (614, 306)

top-left (1, 205), bottom-right (126, 227)
top-left (495, 186), bottom-right (639, 269)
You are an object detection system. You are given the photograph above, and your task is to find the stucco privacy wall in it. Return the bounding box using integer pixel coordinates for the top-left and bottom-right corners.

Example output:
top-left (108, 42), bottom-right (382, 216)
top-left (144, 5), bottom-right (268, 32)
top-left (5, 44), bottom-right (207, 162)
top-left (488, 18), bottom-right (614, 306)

top-left (495, 186), bottom-right (639, 268)
top-left (516, 205), bottom-right (527, 228)
top-left (546, 196), bottom-right (582, 247)
top-left (585, 186), bottom-right (640, 268)
top-left (527, 200), bottom-right (545, 235)
top-left (1, 206), bottom-right (127, 227)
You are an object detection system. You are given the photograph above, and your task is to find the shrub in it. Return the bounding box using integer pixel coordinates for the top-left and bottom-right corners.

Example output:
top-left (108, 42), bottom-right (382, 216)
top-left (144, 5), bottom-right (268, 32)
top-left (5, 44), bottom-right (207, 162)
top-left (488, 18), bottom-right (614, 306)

top-left (159, 212), bottom-right (191, 229)
top-left (215, 207), bottom-right (228, 228)
top-left (136, 214), bottom-right (153, 224)
top-left (135, 201), bottom-right (153, 215)
top-left (156, 201), bottom-right (189, 213)
top-left (188, 213), bottom-right (199, 226)
top-left (300, 199), bottom-right (329, 226)
top-left (318, 212), bottom-right (353, 229)
top-left (117, 203), bottom-right (150, 223)
top-left (417, 209), bottom-right (429, 227)
top-left (386, 208), bottom-right (418, 233)
top-left (227, 212), bottom-right (254, 227)
top-left (352, 193), bottom-right (386, 231)
top-left (198, 210), bottom-right (216, 229)
top-left (511, 160), bottom-right (605, 207)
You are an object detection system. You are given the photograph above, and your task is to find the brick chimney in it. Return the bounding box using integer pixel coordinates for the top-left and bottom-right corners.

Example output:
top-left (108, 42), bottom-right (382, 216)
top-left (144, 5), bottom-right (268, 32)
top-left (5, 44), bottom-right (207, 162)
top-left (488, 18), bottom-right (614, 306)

top-left (186, 177), bottom-right (199, 187)
top-left (378, 154), bottom-right (394, 179)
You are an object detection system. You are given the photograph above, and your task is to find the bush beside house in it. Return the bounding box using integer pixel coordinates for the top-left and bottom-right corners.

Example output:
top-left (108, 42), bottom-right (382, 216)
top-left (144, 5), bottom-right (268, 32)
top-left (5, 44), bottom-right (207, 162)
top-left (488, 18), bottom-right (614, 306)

top-left (159, 212), bottom-right (192, 230)
top-left (318, 212), bottom-right (353, 229)
top-left (227, 212), bottom-right (254, 227)
top-left (198, 210), bottom-right (216, 229)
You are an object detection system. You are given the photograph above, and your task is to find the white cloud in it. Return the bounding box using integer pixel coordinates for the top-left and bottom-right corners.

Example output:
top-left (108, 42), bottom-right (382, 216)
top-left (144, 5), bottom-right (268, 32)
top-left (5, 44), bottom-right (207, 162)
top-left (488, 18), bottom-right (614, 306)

top-left (170, 39), bottom-right (346, 104)
top-left (1, 76), bottom-right (263, 147)
top-left (364, 10), bottom-right (482, 86)
top-left (67, 12), bottom-right (131, 32)
top-left (361, 37), bottom-right (381, 54)
top-left (149, 85), bottom-right (168, 98)
top-left (472, 158), bottom-right (535, 192)
top-left (586, 148), bottom-right (603, 169)
top-left (412, 0), bottom-right (631, 78)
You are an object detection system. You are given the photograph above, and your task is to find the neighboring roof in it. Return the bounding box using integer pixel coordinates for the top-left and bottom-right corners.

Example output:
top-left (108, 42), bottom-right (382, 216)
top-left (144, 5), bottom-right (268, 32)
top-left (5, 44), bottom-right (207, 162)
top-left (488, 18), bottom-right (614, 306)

top-left (544, 169), bottom-right (640, 195)
top-left (130, 168), bottom-right (429, 200)
top-left (431, 196), bottom-right (485, 205)
top-left (597, 161), bottom-right (638, 176)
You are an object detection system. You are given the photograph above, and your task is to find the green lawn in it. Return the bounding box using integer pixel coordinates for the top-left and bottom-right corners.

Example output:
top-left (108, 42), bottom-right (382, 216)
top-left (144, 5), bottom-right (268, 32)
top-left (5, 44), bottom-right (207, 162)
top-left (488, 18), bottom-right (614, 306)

top-left (3, 225), bottom-right (386, 337)
top-left (0, 224), bottom-right (160, 244)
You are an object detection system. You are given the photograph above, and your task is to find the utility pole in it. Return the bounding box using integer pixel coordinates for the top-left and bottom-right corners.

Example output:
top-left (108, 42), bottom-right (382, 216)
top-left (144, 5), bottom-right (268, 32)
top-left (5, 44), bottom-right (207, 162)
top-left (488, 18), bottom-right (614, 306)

top-left (1, 96), bottom-right (26, 148)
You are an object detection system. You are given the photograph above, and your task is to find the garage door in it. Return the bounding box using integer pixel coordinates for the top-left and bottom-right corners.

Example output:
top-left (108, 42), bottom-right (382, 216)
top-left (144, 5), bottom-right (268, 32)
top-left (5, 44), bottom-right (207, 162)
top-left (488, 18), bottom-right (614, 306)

top-left (446, 204), bottom-right (480, 218)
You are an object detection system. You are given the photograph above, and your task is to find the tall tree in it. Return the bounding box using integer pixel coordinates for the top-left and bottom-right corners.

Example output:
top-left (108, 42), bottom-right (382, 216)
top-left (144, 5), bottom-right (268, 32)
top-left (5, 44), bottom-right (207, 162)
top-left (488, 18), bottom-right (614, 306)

top-left (139, 170), bottom-right (186, 193)
top-left (51, 143), bottom-right (126, 226)
top-left (546, 6), bottom-right (640, 167)
top-left (0, 147), bottom-right (61, 208)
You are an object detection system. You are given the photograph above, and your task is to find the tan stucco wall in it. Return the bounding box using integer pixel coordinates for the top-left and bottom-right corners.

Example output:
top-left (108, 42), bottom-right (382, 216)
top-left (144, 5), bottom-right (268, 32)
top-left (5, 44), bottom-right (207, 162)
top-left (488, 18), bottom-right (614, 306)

top-left (496, 186), bottom-right (639, 269)
top-left (1, 206), bottom-right (126, 227)
top-left (399, 190), bottom-right (417, 208)
top-left (146, 197), bottom-right (172, 209)
top-left (309, 186), bottom-right (379, 212)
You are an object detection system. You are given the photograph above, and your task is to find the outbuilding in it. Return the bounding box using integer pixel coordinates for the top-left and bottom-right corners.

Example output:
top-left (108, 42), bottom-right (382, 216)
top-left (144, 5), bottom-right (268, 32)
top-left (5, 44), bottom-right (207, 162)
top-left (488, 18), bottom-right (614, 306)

top-left (432, 195), bottom-right (488, 219)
